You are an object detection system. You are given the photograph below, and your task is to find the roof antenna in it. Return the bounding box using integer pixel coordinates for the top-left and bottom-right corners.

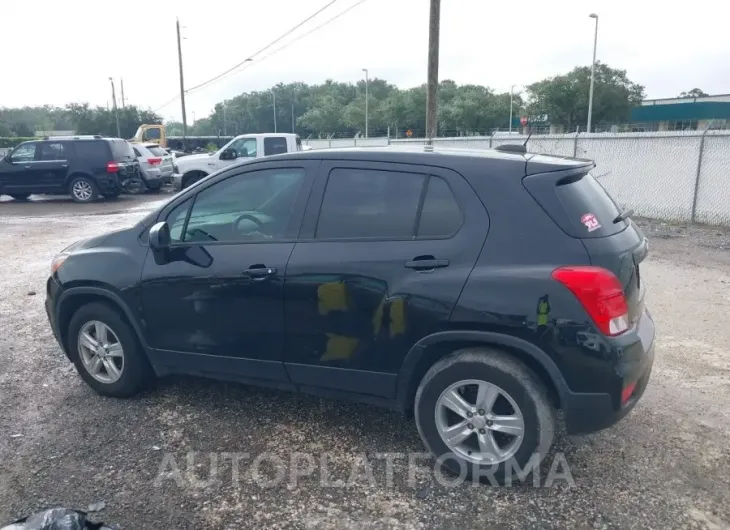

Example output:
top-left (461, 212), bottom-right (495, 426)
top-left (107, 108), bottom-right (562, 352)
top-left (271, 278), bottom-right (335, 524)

top-left (523, 131), bottom-right (533, 147)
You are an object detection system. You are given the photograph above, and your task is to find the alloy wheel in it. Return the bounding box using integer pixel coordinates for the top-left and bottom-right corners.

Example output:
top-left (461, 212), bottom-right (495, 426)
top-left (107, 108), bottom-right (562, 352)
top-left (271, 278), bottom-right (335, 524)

top-left (72, 180), bottom-right (93, 202)
top-left (77, 320), bottom-right (124, 384)
top-left (435, 379), bottom-right (525, 465)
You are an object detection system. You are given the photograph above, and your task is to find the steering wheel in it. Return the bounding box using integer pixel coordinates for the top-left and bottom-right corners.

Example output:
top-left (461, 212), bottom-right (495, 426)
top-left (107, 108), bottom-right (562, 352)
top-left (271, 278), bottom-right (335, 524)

top-left (233, 213), bottom-right (265, 237)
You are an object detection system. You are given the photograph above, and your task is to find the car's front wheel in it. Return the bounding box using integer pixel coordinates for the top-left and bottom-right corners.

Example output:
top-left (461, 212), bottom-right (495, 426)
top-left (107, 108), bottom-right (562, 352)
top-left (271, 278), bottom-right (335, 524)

top-left (414, 348), bottom-right (556, 485)
top-left (69, 176), bottom-right (99, 203)
top-left (67, 302), bottom-right (153, 397)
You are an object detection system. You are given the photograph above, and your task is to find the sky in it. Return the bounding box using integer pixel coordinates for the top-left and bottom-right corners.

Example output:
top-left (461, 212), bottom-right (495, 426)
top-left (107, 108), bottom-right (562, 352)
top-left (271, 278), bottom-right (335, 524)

top-left (1, 0), bottom-right (728, 123)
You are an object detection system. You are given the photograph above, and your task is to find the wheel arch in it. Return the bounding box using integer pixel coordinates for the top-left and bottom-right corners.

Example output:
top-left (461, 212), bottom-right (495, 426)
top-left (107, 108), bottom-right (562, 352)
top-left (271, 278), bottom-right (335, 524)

top-left (181, 169), bottom-right (208, 189)
top-left (56, 286), bottom-right (157, 372)
top-left (65, 171), bottom-right (96, 187)
top-left (396, 331), bottom-right (568, 415)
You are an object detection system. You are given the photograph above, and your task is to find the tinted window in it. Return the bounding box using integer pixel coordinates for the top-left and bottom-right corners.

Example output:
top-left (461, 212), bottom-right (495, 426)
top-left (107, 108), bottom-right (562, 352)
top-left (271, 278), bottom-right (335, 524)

top-left (228, 138), bottom-right (256, 158)
top-left (316, 168), bottom-right (425, 239)
top-left (109, 140), bottom-right (135, 161)
top-left (554, 173), bottom-right (625, 238)
top-left (182, 168), bottom-right (305, 243)
top-left (417, 177), bottom-right (462, 237)
top-left (9, 143), bottom-right (37, 162)
top-left (166, 198), bottom-right (193, 242)
top-left (264, 137), bottom-right (288, 156)
top-left (143, 127), bottom-right (161, 141)
top-left (38, 142), bottom-right (67, 161)
top-left (73, 140), bottom-right (107, 161)
top-left (133, 147), bottom-right (142, 157)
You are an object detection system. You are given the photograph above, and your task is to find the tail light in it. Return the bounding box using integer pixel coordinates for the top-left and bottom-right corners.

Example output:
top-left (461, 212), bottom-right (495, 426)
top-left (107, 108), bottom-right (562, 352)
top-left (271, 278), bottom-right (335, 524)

top-left (551, 266), bottom-right (629, 336)
top-left (106, 161), bottom-right (119, 173)
top-left (147, 157), bottom-right (162, 165)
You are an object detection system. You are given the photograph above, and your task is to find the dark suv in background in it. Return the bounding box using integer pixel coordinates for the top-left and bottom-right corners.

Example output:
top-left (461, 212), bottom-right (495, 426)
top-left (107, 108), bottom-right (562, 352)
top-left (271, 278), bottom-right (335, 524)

top-left (45, 146), bottom-right (655, 483)
top-left (0, 136), bottom-right (139, 203)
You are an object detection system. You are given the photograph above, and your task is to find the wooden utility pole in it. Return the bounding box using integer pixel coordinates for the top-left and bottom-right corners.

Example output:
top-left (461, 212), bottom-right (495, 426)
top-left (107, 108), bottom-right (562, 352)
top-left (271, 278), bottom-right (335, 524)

top-left (176, 18), bottom-right (188, 150)
top-left (425, 0), bottom-right (441, 145)
top-left (109, 77), bottom-right (121, 138)
top-left (120, 78), bottom-right (126, 107)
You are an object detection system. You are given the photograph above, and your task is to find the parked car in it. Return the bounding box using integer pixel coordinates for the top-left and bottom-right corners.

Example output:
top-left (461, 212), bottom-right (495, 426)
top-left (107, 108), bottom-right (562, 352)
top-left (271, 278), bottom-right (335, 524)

top-left (0, 136), bottom-right (138, 203)
top-left (131, 143), bottom-right (163, 193)
top-left (171, 133), bottom-right (303, 190)
top-left (45, 146), bottom-right (654, 483)
top-left (143, 143), bottom-right (176, 183)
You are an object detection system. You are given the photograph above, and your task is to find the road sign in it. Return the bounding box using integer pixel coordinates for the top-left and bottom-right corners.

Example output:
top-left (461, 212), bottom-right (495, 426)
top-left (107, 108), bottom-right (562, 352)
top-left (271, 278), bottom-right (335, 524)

top-left (406, 129), bottom-right (413, 138)
top-left (520, 116), bottom-right (528, 126)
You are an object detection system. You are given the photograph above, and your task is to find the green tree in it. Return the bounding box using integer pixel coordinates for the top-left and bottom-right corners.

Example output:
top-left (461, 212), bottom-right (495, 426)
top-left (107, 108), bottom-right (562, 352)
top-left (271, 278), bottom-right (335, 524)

top-left (679, 88), bottom-right (709, 98)
top-left (526, 62), bottom-right (645, 129)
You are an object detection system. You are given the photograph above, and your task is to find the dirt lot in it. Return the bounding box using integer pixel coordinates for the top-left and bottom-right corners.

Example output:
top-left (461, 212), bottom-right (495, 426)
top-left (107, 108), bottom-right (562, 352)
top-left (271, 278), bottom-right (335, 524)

top-left (0, 194), bottom-right (729, 529)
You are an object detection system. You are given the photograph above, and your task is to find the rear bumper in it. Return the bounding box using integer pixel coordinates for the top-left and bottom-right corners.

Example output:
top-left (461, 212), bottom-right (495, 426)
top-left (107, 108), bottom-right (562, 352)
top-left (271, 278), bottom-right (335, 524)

top-left (563, 308), bottom-right (655, 434)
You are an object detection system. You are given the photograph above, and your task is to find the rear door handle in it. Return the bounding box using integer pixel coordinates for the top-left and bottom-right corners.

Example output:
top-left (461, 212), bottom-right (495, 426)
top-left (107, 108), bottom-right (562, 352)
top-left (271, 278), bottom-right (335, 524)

top-left (24, 164), bottom-right (32, 169)
top-left (404, 259), bottom-right (449, 270)
top-left (243, 266), bottom-right (277, 279)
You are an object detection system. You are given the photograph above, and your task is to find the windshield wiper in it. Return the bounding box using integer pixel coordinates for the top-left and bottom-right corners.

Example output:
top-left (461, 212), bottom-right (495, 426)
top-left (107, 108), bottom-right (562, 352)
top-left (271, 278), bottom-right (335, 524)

top-left (613, 209), bottom-right (634, 224)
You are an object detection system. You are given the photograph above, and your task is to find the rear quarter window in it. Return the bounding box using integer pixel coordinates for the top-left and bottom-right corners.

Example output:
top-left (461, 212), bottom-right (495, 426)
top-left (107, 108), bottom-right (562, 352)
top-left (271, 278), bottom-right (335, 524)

top-left (525, 172), bottom-right (628, 238)
top-left (72, 140), bottom-right (109, 161)
top-left (108, 139), bottom-right (135, 161)
top-left (146, 145), bottom-right (167, 156)
top-left (264, 137), bottom-right (289, 156)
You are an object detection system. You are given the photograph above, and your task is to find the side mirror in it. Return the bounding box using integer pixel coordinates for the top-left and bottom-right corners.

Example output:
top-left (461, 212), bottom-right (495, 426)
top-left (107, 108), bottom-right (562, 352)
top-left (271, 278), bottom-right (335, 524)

top-left (149, 221), bottom-right (171, 250)
top-left (220, 148), bottom-right (237, 161)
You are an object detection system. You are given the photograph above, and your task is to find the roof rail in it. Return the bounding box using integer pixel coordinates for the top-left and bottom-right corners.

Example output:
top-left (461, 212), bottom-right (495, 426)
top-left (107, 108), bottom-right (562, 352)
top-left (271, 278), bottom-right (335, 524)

top-left (494, 144), bottom-right (527, 154)
top-left (42, 134), bottom-right (102, 141)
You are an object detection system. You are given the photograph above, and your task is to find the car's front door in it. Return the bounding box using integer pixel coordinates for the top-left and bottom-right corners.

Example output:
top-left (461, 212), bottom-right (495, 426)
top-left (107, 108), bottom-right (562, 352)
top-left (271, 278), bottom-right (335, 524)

top-left (140, 160), bottom-right (317, 383)
top-left (35, 141), bottom-right (70, 192)
top-left (283, 161), bottom-right (490, 398)
top-left (0, 142), bottom-right (41, 194)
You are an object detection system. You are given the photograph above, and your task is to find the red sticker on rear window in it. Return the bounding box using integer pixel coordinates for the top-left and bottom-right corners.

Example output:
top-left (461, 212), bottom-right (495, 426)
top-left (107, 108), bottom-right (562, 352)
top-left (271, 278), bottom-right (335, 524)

top-left (581, 213), bottom-right (601, 232)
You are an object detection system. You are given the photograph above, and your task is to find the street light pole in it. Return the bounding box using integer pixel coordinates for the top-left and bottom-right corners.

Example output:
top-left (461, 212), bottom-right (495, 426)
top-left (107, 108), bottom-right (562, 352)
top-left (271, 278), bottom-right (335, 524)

top-left (509, 84), bottom-right (516, 134)
top-left (108, 77), bottom-right (121, 138)
top-left (587, 13), bottom-right (599, 133)
top-left (362, 68), bottom-right (369, 138)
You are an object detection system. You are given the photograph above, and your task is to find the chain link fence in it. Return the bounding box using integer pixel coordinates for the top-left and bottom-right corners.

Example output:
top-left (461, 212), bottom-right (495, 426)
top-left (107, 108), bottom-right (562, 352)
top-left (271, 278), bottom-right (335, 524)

top-left (305, 130), bottom-right (729, 226)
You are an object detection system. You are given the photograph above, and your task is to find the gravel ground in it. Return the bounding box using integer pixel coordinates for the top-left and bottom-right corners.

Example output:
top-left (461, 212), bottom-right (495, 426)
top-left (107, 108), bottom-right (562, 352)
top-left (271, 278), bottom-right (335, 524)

top-left (0, 195), bottom-right (729, 529)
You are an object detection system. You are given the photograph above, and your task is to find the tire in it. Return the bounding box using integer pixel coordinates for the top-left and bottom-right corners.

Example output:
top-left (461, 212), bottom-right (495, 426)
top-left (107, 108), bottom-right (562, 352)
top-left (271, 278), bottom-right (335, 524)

top-left (10, 193), bottom-right (30, 201)
top-left (124, 177), bottom-right (147, 195)
top-left (69, 176), bottom-right (99, 203)
top-left (182, 171), bottom-right (206, 189)
top-left (414, 348), bottom-right (556, 485)
top-left (67, 302), bottom-right (153, 397)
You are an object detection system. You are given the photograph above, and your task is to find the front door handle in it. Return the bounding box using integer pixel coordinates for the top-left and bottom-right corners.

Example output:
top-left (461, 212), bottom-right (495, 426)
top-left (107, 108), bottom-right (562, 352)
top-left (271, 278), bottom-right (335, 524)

top-left (24, 164), bottom-right (31, 169)
top-left (243, 265), bottom-right (277, 279)
top-left (404, 258), bottom-right (450, 270)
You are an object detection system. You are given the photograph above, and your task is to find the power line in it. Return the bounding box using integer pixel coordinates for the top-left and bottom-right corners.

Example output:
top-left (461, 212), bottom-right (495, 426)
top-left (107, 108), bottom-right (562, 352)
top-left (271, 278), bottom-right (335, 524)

top-left (152, 94), bottom-right (180, 113)
top-left (185, 0), bottom-right (338, 94)
top-left (218, 0), bottom-right (368, 84)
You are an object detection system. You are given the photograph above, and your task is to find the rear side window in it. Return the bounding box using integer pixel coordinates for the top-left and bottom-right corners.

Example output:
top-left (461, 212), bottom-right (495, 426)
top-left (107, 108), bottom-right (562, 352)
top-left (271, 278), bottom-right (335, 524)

top-left (108, 140), bottom-right (135, 161)
top-left (316, 168), bottom-right (425, 239)
top-left (264, 137), bottom-right (288, 156)
top-left (72, 140), bottom-right (108, 161)
top-left (38, 142), bottom-right (67, 161)
top-left (526, 172), bottom-right (626, 238)
top-left (417, 177), bottom-right (462, 237)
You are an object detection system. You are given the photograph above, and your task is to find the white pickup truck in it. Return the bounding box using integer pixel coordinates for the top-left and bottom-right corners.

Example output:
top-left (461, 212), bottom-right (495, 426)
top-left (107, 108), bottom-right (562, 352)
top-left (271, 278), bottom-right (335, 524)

top-left (172, 133), bottom-right (303, 190)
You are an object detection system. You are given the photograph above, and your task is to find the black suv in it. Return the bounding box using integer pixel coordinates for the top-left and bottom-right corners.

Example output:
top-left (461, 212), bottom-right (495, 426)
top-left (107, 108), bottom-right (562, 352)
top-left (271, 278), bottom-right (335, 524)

top-left (45, 147), bottom-right (655, 482)
top-left (0, 136), bottom-right (139, 203)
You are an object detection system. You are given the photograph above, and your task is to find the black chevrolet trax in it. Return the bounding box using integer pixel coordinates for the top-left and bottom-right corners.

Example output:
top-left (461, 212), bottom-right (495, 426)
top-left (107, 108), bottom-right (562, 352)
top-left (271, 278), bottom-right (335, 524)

top-left (45, 146), bottom-right (655, 483)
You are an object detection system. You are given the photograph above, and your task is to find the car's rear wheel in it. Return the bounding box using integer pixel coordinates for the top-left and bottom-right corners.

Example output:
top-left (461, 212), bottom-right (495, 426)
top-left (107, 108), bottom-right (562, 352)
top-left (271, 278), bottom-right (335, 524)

top-left (10, 193), bottom-right (30, 201)
top-left (414, 347), bottom-right (556, 485)
top-left (67, 302), bottom-right (153, 397)
top-left (69, 176), bottom-right (99, 203)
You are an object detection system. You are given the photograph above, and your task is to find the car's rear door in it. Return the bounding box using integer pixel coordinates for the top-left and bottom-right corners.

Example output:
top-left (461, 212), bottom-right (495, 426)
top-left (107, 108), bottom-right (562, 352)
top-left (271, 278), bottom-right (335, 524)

top-left (282, 160), bottom-right (490, 398)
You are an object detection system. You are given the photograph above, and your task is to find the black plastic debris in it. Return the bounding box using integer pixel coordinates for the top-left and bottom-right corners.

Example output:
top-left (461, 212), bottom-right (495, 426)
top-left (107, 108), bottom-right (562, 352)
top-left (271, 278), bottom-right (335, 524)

top-left (1, 508), bottom-right (109, 530)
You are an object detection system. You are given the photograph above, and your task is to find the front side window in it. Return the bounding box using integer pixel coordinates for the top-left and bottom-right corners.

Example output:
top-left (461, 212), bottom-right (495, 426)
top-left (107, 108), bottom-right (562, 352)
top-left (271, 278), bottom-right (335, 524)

top-left (177, 168), bottom-right (305, 243)
top-left (38, 142), bottom-right (66, 161)
top-left (264, 137), bottom-right (288, 156)
top-left (167, 198), bottom-right (193, 242)
top-left (227, 138), bottom-right (257, 158)
top-left (316, 168), bottom-right (426, 239)
top-left (10, 143), bottom-right (37, 163)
